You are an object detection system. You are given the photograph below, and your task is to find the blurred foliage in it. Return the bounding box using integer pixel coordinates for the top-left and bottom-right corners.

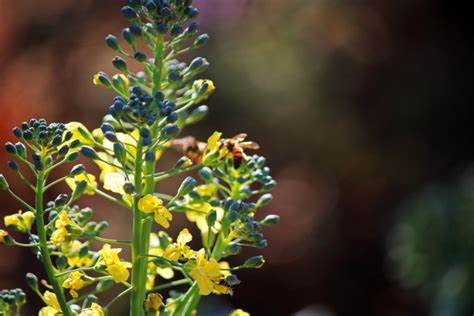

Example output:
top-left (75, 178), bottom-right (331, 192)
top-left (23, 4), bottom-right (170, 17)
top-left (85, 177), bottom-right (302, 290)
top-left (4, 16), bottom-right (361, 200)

top-left (389, 168), bottom-right (474, 316)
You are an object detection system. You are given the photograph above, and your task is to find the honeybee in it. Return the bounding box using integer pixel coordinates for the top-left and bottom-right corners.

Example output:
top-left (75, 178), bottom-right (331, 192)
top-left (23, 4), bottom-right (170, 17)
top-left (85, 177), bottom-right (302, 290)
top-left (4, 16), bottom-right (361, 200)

top-left (171, 133), bottom-right (259, 168)
top-left (171, 136), bottom-right (206, 164)
top-left (222, 133), bottom-right (260, 169)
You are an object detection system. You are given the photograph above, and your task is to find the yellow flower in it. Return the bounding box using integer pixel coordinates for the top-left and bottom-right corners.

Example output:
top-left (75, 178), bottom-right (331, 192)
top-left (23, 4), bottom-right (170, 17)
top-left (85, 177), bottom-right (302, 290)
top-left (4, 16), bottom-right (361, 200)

top-left (144, 293), bottom-right (163, 312)
top-left (103, 172), bottom-right (126, 195)
top-left (66, 173), bottom-right (97, 195)
top-left (79, 303), bottom-right (105, 316)
top-left (39, 291), bottom-right (60, 315)
top-left (230, 309), bottom-right (250, 316)
top-left (189, 249), bottom-right (231, 296)
top-left (0, 229), bottom-right (9, 243)
top-left (154, 208), bottom-right (173, 229)
top-left (99, 244), bottom-right (132, 283)
top-left (62, 271), bottom-right (85, 298)
top-left (4, 210), bottom-right (35, 232)
top-left (163, 229), bottom-right (194, 261)
top-left (99, 243), bottom-right (121, 265)
top-left (106, 262), bottom-right (132, 283)
top-left (138, 194), bottom-right (162, 213)
top-left (138, 195), bottom-right (173, 228)
top-left (207, 132), bottom-right (222, 152)
top-left (50, 211), bottom-right (72, 244)
top-left (65, 122), bottom-right (95, 146)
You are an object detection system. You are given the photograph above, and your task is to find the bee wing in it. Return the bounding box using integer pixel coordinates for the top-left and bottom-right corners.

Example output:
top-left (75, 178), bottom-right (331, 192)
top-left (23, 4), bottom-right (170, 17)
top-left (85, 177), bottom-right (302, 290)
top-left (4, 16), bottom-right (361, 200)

top-left (171, 136), bottom-right (197, 152)
top-left (232, 133), bottom-right (248, 141)
top-left (240, 141), bottom-right (260, 150)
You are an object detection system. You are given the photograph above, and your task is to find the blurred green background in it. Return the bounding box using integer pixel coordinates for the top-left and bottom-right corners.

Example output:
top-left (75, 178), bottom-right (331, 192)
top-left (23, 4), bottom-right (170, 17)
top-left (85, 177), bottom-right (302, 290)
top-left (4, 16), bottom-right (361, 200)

top-left (1, 0), bottom-right (473, 315)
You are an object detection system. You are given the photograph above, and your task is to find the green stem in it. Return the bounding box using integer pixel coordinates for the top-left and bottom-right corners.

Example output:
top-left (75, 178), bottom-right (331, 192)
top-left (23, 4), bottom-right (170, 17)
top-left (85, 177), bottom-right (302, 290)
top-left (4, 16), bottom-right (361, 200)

top-left (171, 282), bottom-right (200, 316)
top-left (35, 173), bottom-right (73, 316)
top-left (130, 31), bottom-right (166, 316)
top-left (131, 141), bottom-right (145, 316)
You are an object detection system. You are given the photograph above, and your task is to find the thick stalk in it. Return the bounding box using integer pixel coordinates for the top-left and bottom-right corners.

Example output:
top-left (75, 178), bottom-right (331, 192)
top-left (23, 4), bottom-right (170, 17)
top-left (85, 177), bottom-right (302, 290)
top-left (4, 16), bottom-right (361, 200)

top-left (131, 32), bottom-right (165, 316)
top-left (131, 141), bottom-right (145, 316)
top-left (35, 173), bottom-right (73, 316)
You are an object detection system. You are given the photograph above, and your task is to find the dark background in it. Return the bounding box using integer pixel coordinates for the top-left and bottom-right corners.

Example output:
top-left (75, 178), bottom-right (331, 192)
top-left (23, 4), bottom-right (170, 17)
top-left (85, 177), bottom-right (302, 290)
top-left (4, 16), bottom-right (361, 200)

top-left (1, 0), bottom-right (474, 315)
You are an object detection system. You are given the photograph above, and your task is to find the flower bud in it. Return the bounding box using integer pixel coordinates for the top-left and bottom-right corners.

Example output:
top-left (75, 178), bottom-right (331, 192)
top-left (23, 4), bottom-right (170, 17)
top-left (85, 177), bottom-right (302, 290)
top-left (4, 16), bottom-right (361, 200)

top-left (5, 142), bottom-right (16, 155)
top-left (175, 157), bottom-right (192, 169)
top-left (112, 74), bottom-right (129, 94)
top-left (54, 145), bottom-right (68, 158)
top-left (80, 146), bottom-right (99, 160)
top-left (177, 176), bottom-right (197, 197)
top-left (256, 193), bottom-right (273, 208)
top-left (243, 256), bottom-right (265, 269)
top-left (54, 194), bottom-right (69, 207)
top-left (134, 51), bottom-right (147, 62)
top-left (224, 243), bottom-right (242, 256)
top-left (123, 182), bottom-right (135, 194)
top-left (7, 160), bottom-right (19, 172)
top-left (72, 180), bottom-right (88, 200)
top-left (198, 167), bottom-right (213, 182)
top-left (161, 125), bottom-right (180, 139)
top-left (12, 127), bottom-right (22, 138)
top-left (224, 274), bottom-right (241, 286)
top-left (15, 142), bottom-right (26, 158)
top-left (96, 279), bottom-right (115, 292)
top-left (93, 72), bottom-right (111, 87)
top-left (69, 164), bottom-right (85, 177)
top-left (83, 295), bottom-right (98, 309)
top-left (78, 208), bottom-right (93, 224)
top-left (56, 256), bottom-right (68, 271)
top-left (123, 27), bottom-right (136, 47)
top-left (129, 24), bottom-right (142, 37)
top-left (193, 33), bottom-right (209, 47)
top-left (206, 210), bottom-right (217, 228)
top-left (261, 214), bottom-right (279, 226)
top-left (113, 143), bottom-right (127, 164)
top-left (262, 180), bottom-right (276, 191)
top-left (79, 243), bottom-right (90, 257)
top-left (255, 239), bottom-right (268, 248)
top-left (100, 123), bottom-right (115, 134)
top-left (104, 132), bottom-right (117, 142)
top-left (66, 151), bottom-right (80, 162)
top-left (105, 34), bottom-right (120, 51)
top-left (112, 57), bottom-right (128, 72)
top-left (121, 6), bottom-right (138, 20)
top-left (25, 273), bottom-right (39, 291)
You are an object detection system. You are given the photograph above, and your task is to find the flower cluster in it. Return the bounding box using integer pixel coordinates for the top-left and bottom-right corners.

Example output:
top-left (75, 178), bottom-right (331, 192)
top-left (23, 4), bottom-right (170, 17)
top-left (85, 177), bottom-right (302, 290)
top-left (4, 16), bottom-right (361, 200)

top-left (0, 1), bottom-right (276, 315)
top-left (0, 288), bottom-right (26, 315)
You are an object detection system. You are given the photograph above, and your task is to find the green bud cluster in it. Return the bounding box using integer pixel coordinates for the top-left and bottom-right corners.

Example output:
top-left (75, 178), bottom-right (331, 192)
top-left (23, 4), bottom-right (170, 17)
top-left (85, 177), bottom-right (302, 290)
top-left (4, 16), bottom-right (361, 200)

top-left (0, 288), bottom-right (26, 315)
